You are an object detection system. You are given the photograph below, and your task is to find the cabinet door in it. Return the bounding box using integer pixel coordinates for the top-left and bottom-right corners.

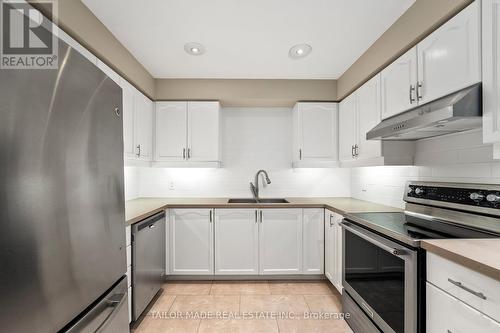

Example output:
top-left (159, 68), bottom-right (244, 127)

top-left (380, 47), bottom-right (418, 119)
top-left (417, 0), bottom-right (481, 104)
top-left (155, 102), bottom-right (188, 161)
top-left (134, 93), bottom-right (153, 161)
top-left (122, 80), bottom-right (136, 159)
top-left (339, 94), bottom-right (357, 162)
top-left (356, 74), bottom-right (382, 160)
top-left (169, 209), bottom-right (213, 275)
top-left (335, 219), bottom-right (343, 293)
top-left (302, 209), bottom-right (324, 274)
top-left (259, 209), bottom-right (302, 275)
top-left (295, 103), bottom-right (338, 162)
top-left (483, 0), bottom-right (500, 143)
top-left (187, 102), bottom-right (220, 162)
top-left (215, 209), bottom-right (259, 275)
top-left (427, 282), bottom-right (500, 333)
top-left (324, 210), bottom-right (336, 284)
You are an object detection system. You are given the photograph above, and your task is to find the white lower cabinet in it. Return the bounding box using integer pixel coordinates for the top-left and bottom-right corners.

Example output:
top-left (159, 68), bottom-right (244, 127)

top-left (259, 209), bottom-right (303, 275)
top-left (169, 209), bottom-right (214, 275)
top-left (324, 210), bottom-right (343, 294)
top-left (215, 209), bottom-right (259, 275)
top-left (302, 209), bottom-right (324, 274)
top-left (427, 282), bottom-right (500, 333)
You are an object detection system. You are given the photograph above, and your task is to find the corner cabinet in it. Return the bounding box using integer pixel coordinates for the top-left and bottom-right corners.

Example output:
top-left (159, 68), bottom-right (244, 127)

top-left (292, 102), bottom-right (339, 168)
top-left (302, 209), bottom-right (324, 274)
top-left (169, 209), bottom-right (214, 275)
top-left (324, 210), bottom-right (343, 294)
top-left (154, 101), bottom-right (220, 167)
top-left (483, 0), bottom-right (500, 144)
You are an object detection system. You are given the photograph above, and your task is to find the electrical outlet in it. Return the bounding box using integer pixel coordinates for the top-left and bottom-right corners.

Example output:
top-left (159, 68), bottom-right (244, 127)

top-left (169, 181), bottom-right (175, 190)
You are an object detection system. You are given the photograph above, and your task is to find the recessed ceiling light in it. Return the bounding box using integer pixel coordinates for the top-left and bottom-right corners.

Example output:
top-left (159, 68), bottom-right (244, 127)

top-left (289, 44), bottom-right (312, 59)
top-left (184, 42), bottom-right (205, 56)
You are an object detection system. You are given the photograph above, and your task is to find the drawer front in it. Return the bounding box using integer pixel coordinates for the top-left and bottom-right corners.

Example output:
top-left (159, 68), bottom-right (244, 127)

top-left (427, 283), bottom-right (500, 333)
top-left (427, 252), bottom-right (500, 322)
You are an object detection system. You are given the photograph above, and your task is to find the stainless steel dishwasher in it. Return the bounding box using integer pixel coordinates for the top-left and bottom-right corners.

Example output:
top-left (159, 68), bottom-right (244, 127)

top-left (131, 211), bottom-right (165, 321)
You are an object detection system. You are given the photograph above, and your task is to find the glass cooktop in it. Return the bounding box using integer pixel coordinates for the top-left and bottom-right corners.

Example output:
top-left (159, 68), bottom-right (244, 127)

top-left (346, 212), bottom-right (497, 247)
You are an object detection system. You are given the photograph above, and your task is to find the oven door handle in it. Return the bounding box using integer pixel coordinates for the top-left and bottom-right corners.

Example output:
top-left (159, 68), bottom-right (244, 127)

top-left (341, 222), bottom-right (408, 256)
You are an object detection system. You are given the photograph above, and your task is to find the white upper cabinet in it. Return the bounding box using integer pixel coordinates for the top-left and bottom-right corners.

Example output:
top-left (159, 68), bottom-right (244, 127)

top-left (187, 102), bottom-right (220, 162)
top-left (302, 209), bottom-right (324, 275)
top-left (259, 209), bottom-right (303, 275)
top-left (483, 0), bottom-right (500, 143)
top-left (120, 79), bottom-right (153, 164)
top-left (380, 47), bottom-right (418, 119)
top-left (122, 81), bottom-right (136, 160)
top-left (339, 94), bottom-right (357, 162)
top-left (356, 75), bottom-right (382, 160)
top-left (155, 102), bottom-right (188, 161)
top-left (214, 209), bottom-right (259, 275)
top-left (293, 103), bottom-right (338, 167)
top-left (154, 101), bottom-right (220, 166)
top-left (416, 0), bottom-right (481, 105)
top-left (169, 209), bottom-right (214, 275)
top-left (134, 94), bottom-right (153, 161)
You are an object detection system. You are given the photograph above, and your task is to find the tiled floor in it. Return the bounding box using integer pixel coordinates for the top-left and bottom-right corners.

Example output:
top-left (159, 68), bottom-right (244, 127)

top-left (132, 280), bottom-right (352, 333)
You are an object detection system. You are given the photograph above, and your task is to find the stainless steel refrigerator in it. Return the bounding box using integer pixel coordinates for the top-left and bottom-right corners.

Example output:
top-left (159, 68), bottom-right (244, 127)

top-left (0, 21), bottom-right (129, 333)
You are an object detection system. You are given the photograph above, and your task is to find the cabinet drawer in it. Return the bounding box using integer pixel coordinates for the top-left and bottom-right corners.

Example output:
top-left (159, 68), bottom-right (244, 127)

top-left (427, 283), bottom-right (500, 333)
top-left (427, 252), bottom-right (500, 322)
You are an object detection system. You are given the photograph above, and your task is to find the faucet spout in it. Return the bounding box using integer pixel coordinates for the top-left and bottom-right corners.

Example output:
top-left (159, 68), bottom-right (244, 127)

top-left (250, 170), bottom-right (271, 200)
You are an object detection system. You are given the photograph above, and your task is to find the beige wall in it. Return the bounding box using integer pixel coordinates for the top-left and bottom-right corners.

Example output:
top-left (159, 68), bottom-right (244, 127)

top-left (337, 0), bottom-right (474, 100)
top-left (30, 0), bottom-right (155, 98)
top-left (155, 79), bottom-right (337, 107)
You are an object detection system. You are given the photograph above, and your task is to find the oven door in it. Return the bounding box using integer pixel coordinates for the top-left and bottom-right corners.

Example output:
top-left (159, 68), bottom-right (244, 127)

top-left (342, 220), bottom-right (417, 333)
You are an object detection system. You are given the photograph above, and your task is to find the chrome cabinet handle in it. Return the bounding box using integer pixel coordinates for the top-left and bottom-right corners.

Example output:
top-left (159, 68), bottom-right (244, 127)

top-left (351, 145), bottom-right (355, 158)
top-left (255, 210), bottom-right (258, 223)
top-left (136, 145), bottom-right (141, 157)
top-left (361, 301), bottom-right (374, 318)
top-left (416, 81), bottom-right (423, 100)
top-left (329, 214), bottom-right (334, 227)
top-left (299, 149), bottom-right (302, 160)
top-left (354, 144), bottom-right (359, 157)
top-left (447, 278), bottom-right (487, 300)
top-left (187, 148), bottom-right (191, 159)
top-left (209, 210), bottom-right (213, 223)
top-left (409, 85), bottom-right (416, 104)
top-left (259, 210), bottom-right (263, 223)
top-left (183, 148), bottom-right (186, 159)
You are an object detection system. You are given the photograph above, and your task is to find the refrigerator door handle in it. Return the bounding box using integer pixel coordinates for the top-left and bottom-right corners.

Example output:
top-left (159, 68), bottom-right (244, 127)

top-left (65, 279), bottom-right (128, 333)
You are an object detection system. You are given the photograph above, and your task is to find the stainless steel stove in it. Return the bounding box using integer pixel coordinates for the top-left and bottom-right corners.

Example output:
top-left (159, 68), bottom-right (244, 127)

top-left (341, 181), bottom-right (500, 333)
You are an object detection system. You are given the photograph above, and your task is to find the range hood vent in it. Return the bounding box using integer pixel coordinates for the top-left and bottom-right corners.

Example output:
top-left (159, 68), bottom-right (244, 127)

top-left (367, 84), bottom-right (482, 141)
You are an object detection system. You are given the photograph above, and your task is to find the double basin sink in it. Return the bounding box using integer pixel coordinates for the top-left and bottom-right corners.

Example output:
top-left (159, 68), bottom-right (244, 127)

top-left (227, 198), bottom-right (289, 204)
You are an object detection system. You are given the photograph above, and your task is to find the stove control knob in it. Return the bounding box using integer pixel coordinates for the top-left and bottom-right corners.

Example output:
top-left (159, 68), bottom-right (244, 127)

top-left (486, 193), bottom-right (500, 203)
top-left (415, 187), bottom-right (425, 195)
top-left (469, 192), bottom-right (485, 201)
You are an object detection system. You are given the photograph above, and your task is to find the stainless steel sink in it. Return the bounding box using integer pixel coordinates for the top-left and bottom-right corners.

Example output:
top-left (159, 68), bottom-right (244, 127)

top-left (257, 198), bottom-right (289, 203)
top-left (227, 198), bottom-right (289, 204)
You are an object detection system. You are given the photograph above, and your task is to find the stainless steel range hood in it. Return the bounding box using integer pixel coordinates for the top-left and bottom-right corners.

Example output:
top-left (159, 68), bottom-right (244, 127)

top-left (367, 84), bottom-right (482, 141)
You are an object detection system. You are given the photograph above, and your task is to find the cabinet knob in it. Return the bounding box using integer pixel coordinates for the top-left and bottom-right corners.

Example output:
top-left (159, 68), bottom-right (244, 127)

top-left (486, 193), bottom-right (500, 203)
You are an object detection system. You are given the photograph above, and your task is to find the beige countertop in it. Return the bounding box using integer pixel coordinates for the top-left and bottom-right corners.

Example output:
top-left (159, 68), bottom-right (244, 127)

top-left (422, 239), bottom-right (500, 282)
top-left (125, 197), bottom-right (402, 226)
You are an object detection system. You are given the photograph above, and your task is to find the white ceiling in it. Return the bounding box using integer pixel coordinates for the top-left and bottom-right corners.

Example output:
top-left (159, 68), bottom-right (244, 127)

top-left (82, 0), bottom-right (414, 79)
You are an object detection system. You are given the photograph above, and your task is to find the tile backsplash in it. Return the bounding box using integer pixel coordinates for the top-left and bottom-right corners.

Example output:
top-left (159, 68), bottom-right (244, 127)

top-left (351, 163), bottom-right (500, 208)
